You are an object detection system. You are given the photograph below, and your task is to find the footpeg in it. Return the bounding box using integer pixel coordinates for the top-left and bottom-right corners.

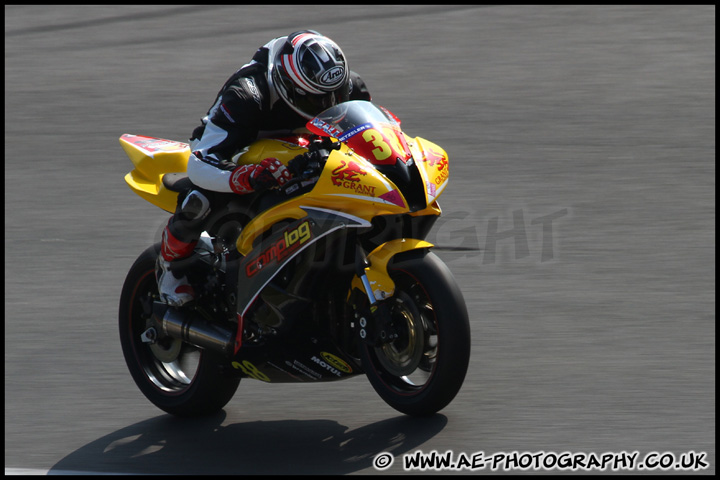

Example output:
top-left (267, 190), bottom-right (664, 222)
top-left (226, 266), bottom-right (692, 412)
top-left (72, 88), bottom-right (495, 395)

top-left (140, 327), bottom-right (157, 344)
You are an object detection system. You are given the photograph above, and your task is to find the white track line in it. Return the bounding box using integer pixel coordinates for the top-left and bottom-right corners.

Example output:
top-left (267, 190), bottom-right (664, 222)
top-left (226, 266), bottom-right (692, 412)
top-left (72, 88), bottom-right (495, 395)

top-left (5, 468), bottom-right (137, 476)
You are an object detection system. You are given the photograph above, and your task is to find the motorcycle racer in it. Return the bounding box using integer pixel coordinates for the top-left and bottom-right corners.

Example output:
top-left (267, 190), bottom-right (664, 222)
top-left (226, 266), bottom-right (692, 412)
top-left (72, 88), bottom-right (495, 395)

top-left (157, 30), bottom-right (372, 306)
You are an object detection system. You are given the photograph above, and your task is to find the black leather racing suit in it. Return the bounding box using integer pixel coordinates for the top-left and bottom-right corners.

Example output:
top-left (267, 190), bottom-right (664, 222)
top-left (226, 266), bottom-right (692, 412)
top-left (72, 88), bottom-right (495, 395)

top-left (160, 36), bottom-right (371, 264)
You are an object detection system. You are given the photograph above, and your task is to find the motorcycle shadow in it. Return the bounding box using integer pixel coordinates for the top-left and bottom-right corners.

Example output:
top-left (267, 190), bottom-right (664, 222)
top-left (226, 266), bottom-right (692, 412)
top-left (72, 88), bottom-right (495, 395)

top-left (49, 411), bottom-right (448, 475)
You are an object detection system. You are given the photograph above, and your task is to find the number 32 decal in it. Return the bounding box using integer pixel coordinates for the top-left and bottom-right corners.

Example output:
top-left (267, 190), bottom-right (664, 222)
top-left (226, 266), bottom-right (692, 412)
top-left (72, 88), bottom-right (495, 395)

top-left (361, 128), bottom-right (407, 163)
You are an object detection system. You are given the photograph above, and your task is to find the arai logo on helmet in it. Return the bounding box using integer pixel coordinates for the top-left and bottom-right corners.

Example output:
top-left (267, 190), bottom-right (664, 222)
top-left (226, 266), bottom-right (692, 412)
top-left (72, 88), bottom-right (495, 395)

top-left (319, 66), bottom-right (345, 87)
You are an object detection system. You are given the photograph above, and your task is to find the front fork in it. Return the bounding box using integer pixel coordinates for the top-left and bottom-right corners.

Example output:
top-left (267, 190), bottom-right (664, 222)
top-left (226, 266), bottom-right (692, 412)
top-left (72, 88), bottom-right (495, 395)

top-left (352, 239), bottom-right (433, 346)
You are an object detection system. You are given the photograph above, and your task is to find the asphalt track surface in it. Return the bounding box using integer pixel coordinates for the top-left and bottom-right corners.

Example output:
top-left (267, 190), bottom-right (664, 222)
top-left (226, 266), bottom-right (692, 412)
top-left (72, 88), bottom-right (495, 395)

top-left (5, 5), bottom-right (715, 475)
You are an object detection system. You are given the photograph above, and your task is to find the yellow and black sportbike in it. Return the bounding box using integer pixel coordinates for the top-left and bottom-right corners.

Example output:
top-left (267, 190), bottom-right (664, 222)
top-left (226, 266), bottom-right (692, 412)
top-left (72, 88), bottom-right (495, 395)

top-left (119, 100), bottom-right (470, 417)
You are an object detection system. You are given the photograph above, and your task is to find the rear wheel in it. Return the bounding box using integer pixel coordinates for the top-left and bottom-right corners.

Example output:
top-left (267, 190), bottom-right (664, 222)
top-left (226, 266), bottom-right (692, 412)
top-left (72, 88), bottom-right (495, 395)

top-left (118, 243), bottom-right (240, 417)
top-left (360, 251), bottom-right (470, 416)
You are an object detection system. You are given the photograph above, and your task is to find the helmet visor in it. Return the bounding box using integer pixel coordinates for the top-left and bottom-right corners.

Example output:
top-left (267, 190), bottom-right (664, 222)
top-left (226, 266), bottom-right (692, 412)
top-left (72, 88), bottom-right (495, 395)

top-left (293, 85), bottom-right (350, 118)
top-left (274, 66), bottom-right (350, 118)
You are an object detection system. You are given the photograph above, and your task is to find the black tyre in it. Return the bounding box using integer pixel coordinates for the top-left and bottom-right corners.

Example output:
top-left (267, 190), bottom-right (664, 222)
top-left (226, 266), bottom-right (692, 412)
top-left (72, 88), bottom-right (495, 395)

top-left (118, 243), bottom-right (240, 417)
top-left (360, 250), bottom-right (471, 416)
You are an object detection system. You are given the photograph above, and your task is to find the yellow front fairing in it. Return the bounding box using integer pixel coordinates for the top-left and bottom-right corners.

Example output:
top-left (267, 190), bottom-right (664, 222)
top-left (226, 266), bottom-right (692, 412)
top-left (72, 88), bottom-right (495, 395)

top-left (235, 145), bottom-right (415, 255)
top-left (406, 135), bottom-right (450, 205)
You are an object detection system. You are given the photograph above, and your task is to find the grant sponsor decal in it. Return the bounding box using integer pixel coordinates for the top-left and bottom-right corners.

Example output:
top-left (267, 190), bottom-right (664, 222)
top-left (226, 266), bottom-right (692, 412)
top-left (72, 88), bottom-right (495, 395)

top-left (331, 160), bottom-right (376, 196)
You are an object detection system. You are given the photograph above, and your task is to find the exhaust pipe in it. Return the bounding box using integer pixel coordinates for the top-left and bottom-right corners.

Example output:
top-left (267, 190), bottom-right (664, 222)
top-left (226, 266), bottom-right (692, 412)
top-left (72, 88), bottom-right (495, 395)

top-left (153, 302), bottom-right (234, 357)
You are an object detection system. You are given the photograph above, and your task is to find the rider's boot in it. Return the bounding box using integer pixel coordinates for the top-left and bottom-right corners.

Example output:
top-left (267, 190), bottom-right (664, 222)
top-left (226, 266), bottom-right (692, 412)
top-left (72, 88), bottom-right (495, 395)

top-left (156, 225), bottom-right (197, 307)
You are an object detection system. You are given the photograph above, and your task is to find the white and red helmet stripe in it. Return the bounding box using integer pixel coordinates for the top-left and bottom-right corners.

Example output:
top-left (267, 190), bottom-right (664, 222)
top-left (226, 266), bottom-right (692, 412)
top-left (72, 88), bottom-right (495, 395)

top-left (281, 53), bottom-right (324, 95)
top-left (290, 32), bottom-right (316, 47)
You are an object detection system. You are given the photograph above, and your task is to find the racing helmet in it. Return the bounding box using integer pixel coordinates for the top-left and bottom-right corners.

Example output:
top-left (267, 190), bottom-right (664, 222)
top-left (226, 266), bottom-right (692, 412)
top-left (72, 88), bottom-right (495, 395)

top-left (272, 30), bottom-right (351, 119)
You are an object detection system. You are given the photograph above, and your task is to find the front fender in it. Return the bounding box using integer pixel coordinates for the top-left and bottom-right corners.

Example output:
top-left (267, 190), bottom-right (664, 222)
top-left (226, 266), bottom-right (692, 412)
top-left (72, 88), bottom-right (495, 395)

top-left (351, 238), bottom-right (433, 300)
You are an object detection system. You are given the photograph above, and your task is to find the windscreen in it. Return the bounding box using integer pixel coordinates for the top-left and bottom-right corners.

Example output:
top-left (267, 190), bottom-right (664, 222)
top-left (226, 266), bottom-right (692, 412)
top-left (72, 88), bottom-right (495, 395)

top-left (307, 100), bottom-right (413, 166)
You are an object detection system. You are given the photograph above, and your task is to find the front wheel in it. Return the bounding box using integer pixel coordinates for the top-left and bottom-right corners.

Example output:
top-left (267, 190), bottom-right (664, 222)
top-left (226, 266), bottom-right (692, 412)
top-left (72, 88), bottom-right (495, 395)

top-left (118, 243), bottom-right (240, 417)
top-left (360, 250), bottom-right (471, 417)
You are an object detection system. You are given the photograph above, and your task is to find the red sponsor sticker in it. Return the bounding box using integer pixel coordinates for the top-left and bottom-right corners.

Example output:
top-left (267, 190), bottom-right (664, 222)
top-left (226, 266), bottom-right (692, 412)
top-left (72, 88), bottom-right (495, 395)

top-left (124, 134), bottom-right (188, 153)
